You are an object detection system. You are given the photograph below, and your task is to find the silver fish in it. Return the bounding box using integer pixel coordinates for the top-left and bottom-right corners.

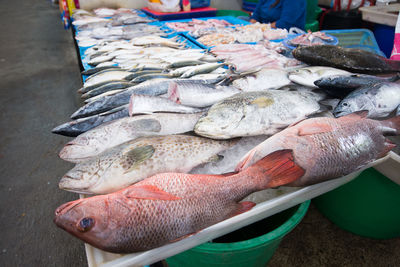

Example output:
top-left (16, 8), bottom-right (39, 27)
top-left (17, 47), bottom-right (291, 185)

top-left (232, 68), bottom-right (291, 91)
top-left (181, 63), bottom-right (224, 78)
top-left (195, 90), bottom-right (324, 139)
top-left (59, 135), bottom-right (237, 194)
top-left (129, 94), bottom-right (205, 116)
top-left (83, 70), bottom-right (133, 88)
top-left (236, 112), bottom-right (400, 186)
top-left (59, 112), bottom-right (204, 162)
top-left (333, 82), bottom-right (400, 118)
top-left (168, 81), bottom-right (240, 108)
top-left (288, 66), bottom-right (351, 88)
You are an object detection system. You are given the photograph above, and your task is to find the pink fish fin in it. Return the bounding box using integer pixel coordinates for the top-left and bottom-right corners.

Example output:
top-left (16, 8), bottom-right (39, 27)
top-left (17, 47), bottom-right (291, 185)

top-left (231, 201), bottom-right (256, 217)
top-left (167, 81), bottom-right (180, 104)
top-left (338, 110), bottom-right (369, 121)
top-left (124, 185), bottom-right (180, 201)
top-left (288, 118), bottom-right (307, 128)
top-left (378, 139), bottom-right (397, 158)
top-left (235, 148), bottom-right (258, 172)
top-left (250, 149), bottom-right (305, 188)
top-left (297, 123), bottom-right (333, 136)
top-left (169, 232), bottom-right (199, 243)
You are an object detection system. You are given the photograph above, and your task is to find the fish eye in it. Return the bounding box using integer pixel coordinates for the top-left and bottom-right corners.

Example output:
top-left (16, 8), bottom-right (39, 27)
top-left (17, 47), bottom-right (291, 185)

top-left (342, 103), bottom-right (348, 106)
top-left (77, 217), bottom-right (94, 232)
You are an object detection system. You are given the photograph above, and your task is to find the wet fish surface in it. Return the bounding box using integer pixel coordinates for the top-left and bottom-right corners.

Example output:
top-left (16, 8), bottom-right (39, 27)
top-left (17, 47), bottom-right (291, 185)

top-left (333, 82), bottom-right (400, 118)
top-left (232, 68), bottom-right (291, 91)
top-left (52, 106), bottom-right (129, 137)
top-left (194, 90), bottom-right (325, 139)
top-left (54, 149), bottom-right (304, 252)
top-left (236, 112), bottom-right (400, 185)
top-left (292, 45), bottom-right (400, 74)
top-left (58, 135), bottom-right (238, 194)
top-left (288, 66), bottom-right (351, 88)
top-left (59, 112), bottom-right (204, 161)
top-left (129, 94), bottom-right (205, 116)
top-left (71, 79), bottom-right (171, 119)
top-left (168, 81), bottom-right (240, 108)
top-left (314, 74), bottom-right (400, 98)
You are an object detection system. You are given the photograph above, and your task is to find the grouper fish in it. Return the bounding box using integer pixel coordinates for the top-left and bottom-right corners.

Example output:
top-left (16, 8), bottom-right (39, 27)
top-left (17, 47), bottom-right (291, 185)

top-left (236, 112), bottom-right (400, 186)
top-left (292, 45), bottom-right (400, 74)
top-left (194, 90), bottom-right (325, 139)
top-left (54, 149), bottom-right (304, 253)
top-left (58, 135), bottom-right (238, 194)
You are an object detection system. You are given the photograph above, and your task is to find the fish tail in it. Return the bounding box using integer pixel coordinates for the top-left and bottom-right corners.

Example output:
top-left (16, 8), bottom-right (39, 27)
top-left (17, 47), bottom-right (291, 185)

top-left (382, 115), bottom-right (400, 136)
top-left (242, 149), bottom-right (305, 189)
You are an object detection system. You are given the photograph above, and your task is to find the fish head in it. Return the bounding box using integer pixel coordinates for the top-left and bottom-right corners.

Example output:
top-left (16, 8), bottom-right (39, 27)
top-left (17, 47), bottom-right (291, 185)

top-left (194, 103), bottom-right (244, 139)
top-left (59, 134), bottom-right (107, 162)
top-left (59, 157), bottom-right (113, 194)
top-left (333, 96), bottom-right (369, 118)
top-left (54, 196), bottom-right (116, 250)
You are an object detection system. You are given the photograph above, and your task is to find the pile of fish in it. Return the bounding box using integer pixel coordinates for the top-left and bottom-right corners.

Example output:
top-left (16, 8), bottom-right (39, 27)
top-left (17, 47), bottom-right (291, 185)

top-left (53, 8), bottom-right (400, 255)
top-left (210, 44), bottom-right (300, 72)
top-left (190, 21), bottom-right (288, 46)
top-left (72, 8), bottom-right (155, 47)
top-left (165, 18), bottom-right (232, 32)
top-left (288, 31), bottom-right (335, 47)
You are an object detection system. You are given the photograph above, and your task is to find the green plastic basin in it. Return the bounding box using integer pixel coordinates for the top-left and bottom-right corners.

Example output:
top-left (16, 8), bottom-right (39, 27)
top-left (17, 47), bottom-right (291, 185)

top-left (166, 200), bottom-right (310, 267)
top-left (314, 168), bottom-right (400, 239)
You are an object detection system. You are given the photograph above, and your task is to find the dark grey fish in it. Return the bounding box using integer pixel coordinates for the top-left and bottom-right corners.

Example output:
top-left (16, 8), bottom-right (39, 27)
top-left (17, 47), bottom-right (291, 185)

top-left (292, 45), bottom-right (400, 74)
top-left (131, 73), bottom-right (173, 83)
top-left (81, 66), bottom-right (121, 76)
top-left (167, 60), bottom-right (205, 69)
top-left (78, 80), bottom-right (128, 94)
top-left (333, 82), bottom-right (400, 118)
top-left (81, 81), bottom-right (133, 99)
top-left (52, 106), bottom-right (129, 137)
top-left (314, 74), bottom-right (400, 98)
top-left (71, 79), bottom-right (172, 119)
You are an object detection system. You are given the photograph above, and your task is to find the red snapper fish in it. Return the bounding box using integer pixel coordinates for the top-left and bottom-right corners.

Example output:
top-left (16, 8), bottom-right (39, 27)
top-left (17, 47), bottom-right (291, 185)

top-left (236, 112), bottom-right (400, 186)
top-left (54, 150), bottom-right (304, 253)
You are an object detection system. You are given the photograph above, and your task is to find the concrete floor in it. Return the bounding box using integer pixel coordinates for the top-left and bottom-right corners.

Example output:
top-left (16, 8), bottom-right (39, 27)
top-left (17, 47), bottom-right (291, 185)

top-left (0, 1), bottom-right (399, 267)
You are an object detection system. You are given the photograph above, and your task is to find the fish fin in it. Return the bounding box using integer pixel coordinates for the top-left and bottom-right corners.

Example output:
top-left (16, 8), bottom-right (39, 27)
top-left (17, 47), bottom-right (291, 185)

top-left (246, 149), bottom-right (305, 188)
top-left (381, 115), bottom-right (400, 135)
top-left (167, 81), bottom-right (180, 103)
top-left (122, 145), bottom-right (155, 173)
top-left (206, 154), bottom-right (224, 163)
top-left (231, 201), bottom-right (256, 217)
top-left (250, 97), bottom-right (274, 108)
top-left (297, 122), bottom-right (333, 136)
top-left (124, 185), bottom-right (180, 201)
top-left (378, 138), bottom-right (397, 158)
top-left (235, 148), bottom-right (258, 172)
top-left (338, 110), bottom-right (369, 121)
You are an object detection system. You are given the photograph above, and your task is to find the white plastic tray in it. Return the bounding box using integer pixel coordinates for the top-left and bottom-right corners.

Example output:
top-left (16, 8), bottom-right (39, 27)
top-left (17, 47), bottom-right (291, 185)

top-left (82, 151), bottom-right (400, 267)
top-left (359, 4), bottom-right (399, 27)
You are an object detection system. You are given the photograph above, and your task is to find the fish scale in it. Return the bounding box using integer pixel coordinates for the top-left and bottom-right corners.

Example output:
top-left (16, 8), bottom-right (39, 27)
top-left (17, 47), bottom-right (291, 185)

top-left (59, 135), bottom-right (237, 195)
top-left (54, 149), bottom-right (304, 253)
top-left (236, 112), bottom-right (400, 186)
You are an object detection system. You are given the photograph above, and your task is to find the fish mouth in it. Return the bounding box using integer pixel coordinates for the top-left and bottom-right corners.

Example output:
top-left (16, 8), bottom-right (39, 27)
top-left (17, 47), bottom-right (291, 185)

top-left (58, 176), bottom-right (93, 195)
